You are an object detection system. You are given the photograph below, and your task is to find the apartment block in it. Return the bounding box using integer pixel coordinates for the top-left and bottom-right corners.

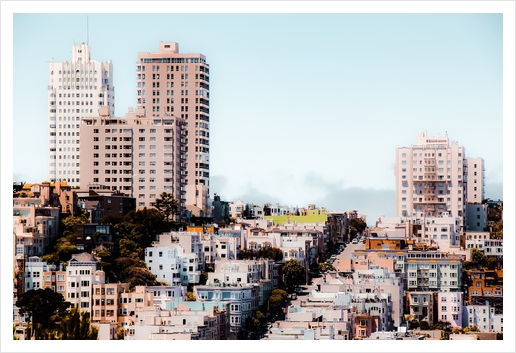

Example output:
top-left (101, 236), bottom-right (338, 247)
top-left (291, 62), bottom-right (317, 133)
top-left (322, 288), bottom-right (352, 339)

top-left (395, 131), bottom-right (467, 229)
top-left (465, 157), bottom-right (485, 204)
top-left (124, 302), bottom-right (228, 340)
top-left (76, 189), bottom-right (136, 222)
top-left (463, 268), bottom-right (503, 311)
top-left (154, 231), bottom-right (205, 269)
top-left (91, 285), bottom-right (188, 330)
top-left (437, 291), bottom-right (463, 327)
top-left (48, 43), bottom-right (114, 186)
top-left (136, 42), bottom-right (210, 212)
top-left (91, 283), bottom-right (130, 324)
top-left (145, 244), bottom-right (201, 285)
top-left (312, 270), bottom-right (404, 329)
top-left (405, 251), bottom-right (462, 292)
top-left (22, 256), bottom-right (47, 292)
top-left (195, 284), bottom-right (260, 338)
top-left (13, 197), bottom-right (60, 245)
top-left (462, 231), bottom-right (490, 250)
top-left (65, 252), bottom-right (105, 313)
top-left (463, 303), bottom-right (503, 332)
top-left (406, 291), bottom-right (435, 324)
top-left (79, 107), bottom-right (186, 207)
top-left (206, 259), bottom-right (274, 306)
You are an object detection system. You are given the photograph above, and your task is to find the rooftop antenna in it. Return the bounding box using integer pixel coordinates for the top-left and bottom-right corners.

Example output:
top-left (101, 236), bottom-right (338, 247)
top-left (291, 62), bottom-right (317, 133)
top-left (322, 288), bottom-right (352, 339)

top-left (87, 16), bottom-right (89, 45)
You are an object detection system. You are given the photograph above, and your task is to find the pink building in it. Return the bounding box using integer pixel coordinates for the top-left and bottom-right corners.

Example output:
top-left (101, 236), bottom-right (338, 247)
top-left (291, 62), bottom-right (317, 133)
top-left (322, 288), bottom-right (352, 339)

top-left (136, 42), bottom-right (210, 212)
top-left (79, 107), bottom-right (186, 209)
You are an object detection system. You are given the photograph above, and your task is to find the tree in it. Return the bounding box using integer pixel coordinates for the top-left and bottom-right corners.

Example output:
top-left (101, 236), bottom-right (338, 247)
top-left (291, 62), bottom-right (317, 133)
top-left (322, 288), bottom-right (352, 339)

top-left (488, 205), bottom-right (503, 239)
top-left (117, 327), bottom-right (125, 340)
top-left (186, 292), bottom-right (196, 301)
top-left (57, 307), bottom-right (98, 340)
top-left (246, 310), bottom-right (265, 332)
top-left (463, 325), bottom-right (479, 333)
top-left (123, 266), bottom-right (160, 288)
top-left (349, 218), bottom-right (367, 239)
top-left (471, 248), bottom-right (487, 267)
top-left (123, 208), bottom-right (169, 247)
top-left (99, 214), bottom-right (123, 226)
top-left (113, 257), bottom-right (159, 288)
top-left (268, 289), bottom-right (287, 313)
top-left (154, 192), bottom-right (180, 222)
top-left (282, 259), bottom-right (305, 290)
top-left (419, 320), bottom-right (430, 330)
top-left (408, 319), bottom-right (420, 330)
top-left (15, 288), bottom-right (70, 339)
top-left (491, 218), bottom-right (503, 239)
top-left (61, 208), bottom-right (89, 233)
top-left (319, 263), bottom-right (336, 273)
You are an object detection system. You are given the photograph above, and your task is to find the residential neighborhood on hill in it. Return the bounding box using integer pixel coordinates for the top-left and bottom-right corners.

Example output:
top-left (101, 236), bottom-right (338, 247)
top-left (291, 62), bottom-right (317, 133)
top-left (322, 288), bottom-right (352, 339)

top-left (12, 37), bottom-right (504, 344)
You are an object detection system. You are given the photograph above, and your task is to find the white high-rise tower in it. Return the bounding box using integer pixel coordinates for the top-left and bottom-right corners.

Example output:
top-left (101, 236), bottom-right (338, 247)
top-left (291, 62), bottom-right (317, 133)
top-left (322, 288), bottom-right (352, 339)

top-left (394, 131), bottom-right (467, 230)
top-left (48, 43), bottom-right (114, 187)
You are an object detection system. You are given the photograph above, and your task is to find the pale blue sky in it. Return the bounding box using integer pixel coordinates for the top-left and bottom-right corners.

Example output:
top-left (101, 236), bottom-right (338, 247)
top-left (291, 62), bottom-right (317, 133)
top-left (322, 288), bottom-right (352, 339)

top-left (7, 7), bottom-right (509, 225)
top-left (2, 2), bottom-right (516, 351)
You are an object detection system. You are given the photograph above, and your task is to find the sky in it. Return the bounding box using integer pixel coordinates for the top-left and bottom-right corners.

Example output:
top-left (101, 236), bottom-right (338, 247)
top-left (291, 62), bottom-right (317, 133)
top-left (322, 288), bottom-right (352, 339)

top-left (9, 10), bottom-right (507, 223)
top-left (1, 2), bottom-right (515, 351)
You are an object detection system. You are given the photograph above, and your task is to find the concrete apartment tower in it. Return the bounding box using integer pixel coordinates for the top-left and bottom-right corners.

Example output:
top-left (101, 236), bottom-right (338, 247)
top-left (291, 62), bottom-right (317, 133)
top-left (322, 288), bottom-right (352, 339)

top-left (465, 157), bottom-right (485, 204)
top-left (135, 42), bottom-right (210, 213)
top-left (48, 43), bottom-right (114, 187)
top-left (394, 131), bottom-right (467, 230)
top-left (79, 107), bottom-right (187, 209)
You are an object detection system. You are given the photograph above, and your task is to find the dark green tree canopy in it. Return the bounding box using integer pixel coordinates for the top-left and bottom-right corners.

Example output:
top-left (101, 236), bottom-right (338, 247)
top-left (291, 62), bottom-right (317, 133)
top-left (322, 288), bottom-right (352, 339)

top-left (16, 288), bottom-right (70, 339)
top-left (113, 257), bottom-right (159, 288)
top-left (16, 288), bottom-right (69, 325)
top-left (268, 289), bottom-right (287, 307)
top-left (282, 259), bottom-right (305, 289)
top-left (238, 247), bottom-right (283, 262)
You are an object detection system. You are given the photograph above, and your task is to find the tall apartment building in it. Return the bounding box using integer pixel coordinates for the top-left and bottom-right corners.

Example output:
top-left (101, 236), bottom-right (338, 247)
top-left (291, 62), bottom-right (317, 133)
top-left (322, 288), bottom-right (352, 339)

top-left (79, 107), bottom-right (186, 208)
top-left (465, 157), bottom-right (485, 204)
top-left (395, 131), bottom-right (467, 230)
top-left (136, 42), bottom-right (210, 212)
top-left (48, 43), bottom-right (115, 187)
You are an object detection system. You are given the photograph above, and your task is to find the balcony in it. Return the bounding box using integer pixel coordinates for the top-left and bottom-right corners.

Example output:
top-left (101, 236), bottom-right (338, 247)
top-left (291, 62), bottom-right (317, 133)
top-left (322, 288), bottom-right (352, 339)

top-left (413, 175), bottom-right (436, 182)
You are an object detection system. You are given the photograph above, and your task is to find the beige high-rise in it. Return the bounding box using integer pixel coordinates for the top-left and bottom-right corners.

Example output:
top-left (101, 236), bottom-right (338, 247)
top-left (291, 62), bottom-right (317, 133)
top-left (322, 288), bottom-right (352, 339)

top-left (465, 157), bottom-right (485, 204)
top-left (135, 42), bottom-right (210, 212)
top-left (48, 43), bottom-right (114, 187)
top-left (394, 131), bottom-right (467, 230)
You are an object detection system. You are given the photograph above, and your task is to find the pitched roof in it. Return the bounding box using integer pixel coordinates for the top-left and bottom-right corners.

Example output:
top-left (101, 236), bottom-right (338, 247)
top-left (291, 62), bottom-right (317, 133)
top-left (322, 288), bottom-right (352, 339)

top-left (69, 252), bottom-right (97, 263)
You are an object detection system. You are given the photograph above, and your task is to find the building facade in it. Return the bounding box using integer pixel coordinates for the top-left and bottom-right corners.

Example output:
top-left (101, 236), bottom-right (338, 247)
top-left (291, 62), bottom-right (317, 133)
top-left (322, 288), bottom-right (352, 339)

top-left (395, 131), bottom-right (467, 230)
top-left (436, 291), bottom-right (463, 327)
top-left (136, 42), bottom-right (210, 212)
top-left (65, 252), bottom-right (105, 313)
top-left (465, 204), bottom-right (488, 231)
top-left (463, 303), bottom-right (503, 333)
top-left (465, 157), bottom-right (485, 204)
top-left (48, 43), bottom-right (114, 186)
top-left (79, 107), bottom-right (186, 208)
